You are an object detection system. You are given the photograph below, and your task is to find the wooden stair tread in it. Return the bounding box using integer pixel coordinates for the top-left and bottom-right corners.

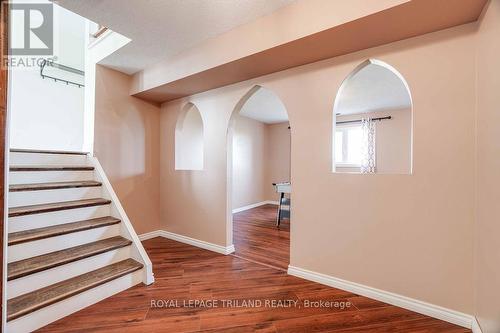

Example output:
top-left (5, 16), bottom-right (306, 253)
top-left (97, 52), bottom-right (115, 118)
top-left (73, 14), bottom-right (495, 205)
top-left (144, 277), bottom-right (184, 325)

top-left (10, 180), bottom-right (102, 192)
top-left (10, 165), bottom-right (94, 172)
top-left (7, 259), bottom-right (142, 321)
top-left (8, 216), bottom-right (121, 245)
top-left (8, 236), bottom-right (132, 281)
top-left (10, 148), bottom-right (88, 155)
top-left (9, 198), bottom-right (111, 217)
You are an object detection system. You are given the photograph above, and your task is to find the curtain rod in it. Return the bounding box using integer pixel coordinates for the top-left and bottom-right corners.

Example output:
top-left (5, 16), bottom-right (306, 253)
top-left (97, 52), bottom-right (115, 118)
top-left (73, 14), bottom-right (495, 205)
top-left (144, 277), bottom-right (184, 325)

top-left (336, 116), bottom-right (392, 125)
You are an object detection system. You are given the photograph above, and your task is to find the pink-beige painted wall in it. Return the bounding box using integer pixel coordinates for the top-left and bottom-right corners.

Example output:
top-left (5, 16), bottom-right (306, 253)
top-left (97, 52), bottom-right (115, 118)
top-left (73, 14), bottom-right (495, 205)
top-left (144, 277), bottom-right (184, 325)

top-left (475, 1), bottom-right (500, 332)
top-left (94, 65), bottom-right (161, 235)
top-left (335, 108), bottom-right (412, 174)
top-left (175, 104), bottom-right (204, 170)
top-left (264, 122), bottom-right (291, 201)
top-left (161, 95), bottom-right (233, 246)
top-left (231, 118), bottom-right (291, 209)
top-left (231, 114), bottom-right (267, 209)
top-left (159, 24), bottom-right (476, 313)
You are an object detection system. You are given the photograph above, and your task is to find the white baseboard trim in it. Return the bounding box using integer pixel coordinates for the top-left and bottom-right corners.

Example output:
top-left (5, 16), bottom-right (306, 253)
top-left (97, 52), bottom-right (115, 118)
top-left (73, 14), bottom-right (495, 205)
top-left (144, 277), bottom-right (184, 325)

top-left (287, 265), bottom-right (474, 329)
top-left (139, 230), bottom-right (235, 255)
top-left (138, 230), bottom-right (163, 241)
top-left (232, 200), bottom-right (278, 213)
top-left (472, 317), bottom-right (483, 333)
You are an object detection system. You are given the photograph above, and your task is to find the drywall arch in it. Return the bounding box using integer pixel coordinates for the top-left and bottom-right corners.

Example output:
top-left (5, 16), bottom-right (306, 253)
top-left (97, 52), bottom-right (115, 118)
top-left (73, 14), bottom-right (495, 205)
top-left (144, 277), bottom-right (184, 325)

top-left (226, 85), bottom-right (291, 254)
top-left (332, 59), bottom-right (413, 174)
top-left (175, 102), bottom-right (204, 170)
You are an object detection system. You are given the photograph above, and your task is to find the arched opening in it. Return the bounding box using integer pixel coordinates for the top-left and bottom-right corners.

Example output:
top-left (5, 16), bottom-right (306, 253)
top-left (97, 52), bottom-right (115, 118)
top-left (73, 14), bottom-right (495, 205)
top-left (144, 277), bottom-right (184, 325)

top-left (175, 103), bottom-right (204, 170)
top-left (227, 85), bottom-right (291, 270)
top-left (333, 59), bottom-right (413, 174)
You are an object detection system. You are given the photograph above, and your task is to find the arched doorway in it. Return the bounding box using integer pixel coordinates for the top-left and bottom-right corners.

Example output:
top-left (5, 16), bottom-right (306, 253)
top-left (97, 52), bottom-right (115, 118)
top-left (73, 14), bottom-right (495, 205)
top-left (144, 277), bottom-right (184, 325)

top-left (227, 85), bottom-right (291, 270)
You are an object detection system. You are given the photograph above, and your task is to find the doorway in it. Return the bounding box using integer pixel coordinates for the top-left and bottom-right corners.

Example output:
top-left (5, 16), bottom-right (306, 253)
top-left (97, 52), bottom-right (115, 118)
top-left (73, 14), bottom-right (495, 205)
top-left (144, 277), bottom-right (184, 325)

top-left (227, 85), bottom-right (291, 270)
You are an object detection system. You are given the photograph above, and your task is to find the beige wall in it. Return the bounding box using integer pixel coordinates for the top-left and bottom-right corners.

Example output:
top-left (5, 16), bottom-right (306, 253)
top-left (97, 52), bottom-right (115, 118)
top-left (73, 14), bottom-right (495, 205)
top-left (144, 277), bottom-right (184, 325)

top-left (161, 96), bottom-right (232, 246)
top-left (264, 122), bottom-right (291, 201)
top-left (231, 117), bottom-right (291, 209)
top-left (159, 23), bottom-right (476, 313)
top-left (475, 1), bottom-right (500, 332)
top-left (94, 65), bottom-right (161, 235)
top-left (91, 1), bottom-right (500, 325)
top-left (335, 108), bottom-right (412, 174)
top-left (231, 115), bottom-right (267, 209)
top-left (175, 104), bottom-right (204, 170)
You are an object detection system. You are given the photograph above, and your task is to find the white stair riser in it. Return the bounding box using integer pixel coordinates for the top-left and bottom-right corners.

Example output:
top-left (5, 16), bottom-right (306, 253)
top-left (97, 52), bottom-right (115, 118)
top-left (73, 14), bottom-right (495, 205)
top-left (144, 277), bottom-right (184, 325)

top-left (8, 224), bottom-right (122, 262)
top-left (6, 269), bottom-right (143, 333)
top-left (8, 205), bottom-right (111, 232)
top-left (7, 247), bottom-right (133, 299)
top-left (9, 187), bottom-right (103, 207)
top-left (5, 152), bottom-right (152, 332)
top-left (10, 170), bottom-right (95, 184)
top-left (9, 152), bottom-right (89, 166)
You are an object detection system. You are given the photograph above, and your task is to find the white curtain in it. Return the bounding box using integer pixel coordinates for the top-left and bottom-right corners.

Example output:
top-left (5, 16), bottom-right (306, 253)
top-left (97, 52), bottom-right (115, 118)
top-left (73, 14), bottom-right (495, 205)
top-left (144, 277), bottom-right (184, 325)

top-left (361, 118), bottom-right (376, 173)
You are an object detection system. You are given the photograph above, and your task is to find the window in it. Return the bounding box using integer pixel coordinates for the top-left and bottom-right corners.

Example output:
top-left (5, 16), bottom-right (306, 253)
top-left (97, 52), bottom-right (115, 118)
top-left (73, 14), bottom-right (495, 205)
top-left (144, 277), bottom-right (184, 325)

top-left (335, 124), bottom-right (363, 167)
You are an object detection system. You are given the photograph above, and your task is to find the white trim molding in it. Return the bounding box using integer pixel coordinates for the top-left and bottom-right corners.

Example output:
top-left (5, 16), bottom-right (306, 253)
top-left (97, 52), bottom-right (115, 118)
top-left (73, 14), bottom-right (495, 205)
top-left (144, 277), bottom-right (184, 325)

top-left (90, 157), bottom-right (154, 285)
top-left (83, 26), bottom-right (131, 153)
top-left (472, 317), bottom-right (483, 333)
top-left (287, 265), bottom-right (474, 329)
top-left (232, 200), bottom-right (278, 214)
top-left (138, 230), bottom-right (163, 241)
top-left (139, 230), bottom-right (235, 255)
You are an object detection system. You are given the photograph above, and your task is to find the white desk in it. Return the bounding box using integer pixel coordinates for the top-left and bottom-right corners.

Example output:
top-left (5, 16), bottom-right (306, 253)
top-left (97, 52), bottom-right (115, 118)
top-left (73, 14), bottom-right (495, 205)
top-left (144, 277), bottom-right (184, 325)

top-left (274, 182), bottom-right (291, 194)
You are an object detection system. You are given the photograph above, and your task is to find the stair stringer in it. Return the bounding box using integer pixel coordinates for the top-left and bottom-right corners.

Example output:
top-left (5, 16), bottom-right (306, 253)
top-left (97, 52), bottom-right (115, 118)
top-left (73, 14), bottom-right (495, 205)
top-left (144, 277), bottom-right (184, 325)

top-left (89, 156), bottom-right (154, 285)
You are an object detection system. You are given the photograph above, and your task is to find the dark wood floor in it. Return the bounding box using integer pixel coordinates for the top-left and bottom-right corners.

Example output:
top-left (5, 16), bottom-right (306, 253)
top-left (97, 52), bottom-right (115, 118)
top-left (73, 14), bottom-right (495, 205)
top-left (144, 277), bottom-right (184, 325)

top-left (37, 237), bottom-right (470, 332)
top-left (233, 204), bottom-right (290, 270)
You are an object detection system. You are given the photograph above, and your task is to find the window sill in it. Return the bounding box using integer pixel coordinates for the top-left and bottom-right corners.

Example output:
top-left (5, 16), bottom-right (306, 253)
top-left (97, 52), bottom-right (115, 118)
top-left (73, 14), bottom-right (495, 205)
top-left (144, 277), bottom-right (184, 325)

top-left (335, 164), bottom-right (361, 168)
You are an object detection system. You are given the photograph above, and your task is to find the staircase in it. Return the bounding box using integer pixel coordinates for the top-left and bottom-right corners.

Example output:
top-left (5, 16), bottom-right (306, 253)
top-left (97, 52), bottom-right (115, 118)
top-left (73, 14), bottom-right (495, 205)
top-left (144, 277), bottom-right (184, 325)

top-left (6, 149), bottom-right (154, 333)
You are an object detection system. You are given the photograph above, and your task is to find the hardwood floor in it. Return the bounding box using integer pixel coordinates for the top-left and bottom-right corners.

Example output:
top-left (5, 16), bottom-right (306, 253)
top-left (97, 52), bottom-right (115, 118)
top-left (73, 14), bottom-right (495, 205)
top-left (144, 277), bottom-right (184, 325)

top-left (8, 236), bottom-right (131, 280)
top-left (10, 180), bottom-right (102, 192)
top-left (8, 259), bottom-right (142, 321)
top-left (233, 204), bottom-right (289, 270)
top-left (8, 198), bottom-right (111, 217)
top-left (8, 216), bottom-right (121, 245)
top-left (37, 237), bottom-right (470, 332)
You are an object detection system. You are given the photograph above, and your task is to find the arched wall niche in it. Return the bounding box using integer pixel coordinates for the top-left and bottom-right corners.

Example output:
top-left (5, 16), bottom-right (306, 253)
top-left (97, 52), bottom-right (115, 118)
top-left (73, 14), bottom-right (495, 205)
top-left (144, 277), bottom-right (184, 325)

top-left (175, 102), bottom-right (204, 171)
top-left (332, 59), bottom-right (413, 174)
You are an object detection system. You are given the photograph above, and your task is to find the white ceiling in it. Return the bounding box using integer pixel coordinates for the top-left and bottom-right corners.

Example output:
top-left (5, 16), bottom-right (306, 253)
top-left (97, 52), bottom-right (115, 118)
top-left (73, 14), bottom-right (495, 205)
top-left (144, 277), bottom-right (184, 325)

top-left (240, 87), bottom-right (288, 124)
top-left (56, 0), bottom-right (296, 74)
top-left (336, 63), bottom-right (411, 115)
